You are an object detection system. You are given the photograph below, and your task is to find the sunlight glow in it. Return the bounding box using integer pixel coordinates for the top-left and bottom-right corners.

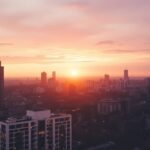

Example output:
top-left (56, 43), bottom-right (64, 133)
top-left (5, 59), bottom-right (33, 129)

top-left (70, 69), bottom-right (78, 77)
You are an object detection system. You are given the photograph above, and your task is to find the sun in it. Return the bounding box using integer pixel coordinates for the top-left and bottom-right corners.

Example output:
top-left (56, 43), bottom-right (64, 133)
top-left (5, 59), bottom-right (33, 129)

top-left (70, 69), bottom-right (78, 77)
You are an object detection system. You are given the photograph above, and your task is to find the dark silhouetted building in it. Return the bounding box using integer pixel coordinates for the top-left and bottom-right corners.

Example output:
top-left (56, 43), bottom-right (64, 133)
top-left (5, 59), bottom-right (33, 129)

top-left (0, 61), bottom-right (4, 101)
top-left (124, 69), bottom-right (129, 81)
top-left (41, 72), bottom-right (47, 86)
top-left (48, 71), bottom-right (57, 91)
top-left (52, 71), bottom-right (56, 80)
top-left (147, 78), bottom-right (150, 101)
top-left (124, 69), bottom-right (129, 89)
top-left (104, 74), bottom-right (110, 85)
top-left (97, 99), bottom-right (130, 115)
top-left (104, 74), bottom-right (110, 81)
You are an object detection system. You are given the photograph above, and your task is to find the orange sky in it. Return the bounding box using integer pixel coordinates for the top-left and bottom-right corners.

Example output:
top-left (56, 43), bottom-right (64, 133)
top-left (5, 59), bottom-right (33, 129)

top-left (0, 0), bottom-right (150, 77)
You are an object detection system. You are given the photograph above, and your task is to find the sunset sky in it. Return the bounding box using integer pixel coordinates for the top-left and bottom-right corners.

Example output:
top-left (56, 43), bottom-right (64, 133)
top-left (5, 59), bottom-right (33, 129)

top-left (0, 0), bottom-right (150, 77)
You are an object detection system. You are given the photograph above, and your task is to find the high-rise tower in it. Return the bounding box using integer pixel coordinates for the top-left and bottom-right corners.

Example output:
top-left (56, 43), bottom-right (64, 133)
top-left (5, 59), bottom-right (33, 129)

top-left (52, 71), bottom-right (56, 80)
top-left (123, 69), bottom-right (129, 89)
top-left (124, 70), bottom-right (129, 81)
top-left (0, 61), bottom-right (4, 100)
top-left (41, 72), bottom-right (47, 86)
top-left (147, 78), bottom-right (150, 101)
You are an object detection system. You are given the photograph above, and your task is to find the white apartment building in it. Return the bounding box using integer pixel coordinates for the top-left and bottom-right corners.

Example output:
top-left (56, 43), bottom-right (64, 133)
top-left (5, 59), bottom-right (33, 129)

top-left (0, 110), bottom-right (72, 150)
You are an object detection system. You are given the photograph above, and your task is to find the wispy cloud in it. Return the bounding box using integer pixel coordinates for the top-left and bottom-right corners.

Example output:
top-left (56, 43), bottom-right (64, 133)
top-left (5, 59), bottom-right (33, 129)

top-left (61, 1), bottom-right (89, 11)
top-left (96, 40), bottom-right (116, 45)
top-left (0, 53), bottom-right (96, 64)
top-left (102, 49), bottom-right (150, 54)
top-left (0, 43), bottom-right (14, 46)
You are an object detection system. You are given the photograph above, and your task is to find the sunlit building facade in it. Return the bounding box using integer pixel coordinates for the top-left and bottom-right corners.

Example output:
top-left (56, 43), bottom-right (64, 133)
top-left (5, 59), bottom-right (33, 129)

top-left (0, 110), bottom-right (72, 150)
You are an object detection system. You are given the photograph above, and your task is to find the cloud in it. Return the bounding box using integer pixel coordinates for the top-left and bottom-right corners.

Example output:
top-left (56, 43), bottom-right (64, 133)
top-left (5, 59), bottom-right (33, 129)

top-left (0, 43), bottom-right (13, 46)
top-left (96, 40), bottom-right (116, 45)
top-left (102, 49), bottom-right (150, 54)
top-left (0, 55), bottom-right (45, 64)
top-left (0, 52), bottom-right (96, 64)
top-left (61, 1), bottom-right (89, 11)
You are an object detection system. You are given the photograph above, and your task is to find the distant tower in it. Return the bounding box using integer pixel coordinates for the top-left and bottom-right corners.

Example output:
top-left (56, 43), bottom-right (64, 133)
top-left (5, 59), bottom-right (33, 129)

top-left (104, 74), bottom-right (110, 82)
top-left (124, 69), bottom-right (129, 89)
top-left (52, 71), bottom-right (56, 80)
top-left (104, 74), bottom-right (110, 87)
top-left (0, 61), bottom-right (4, 100)
top-left (124, 70), bottom-right (129, 81)
top-left (147, 78), bottom-right (150, 101)
top-left (41, 72), bottom-right (47, 86)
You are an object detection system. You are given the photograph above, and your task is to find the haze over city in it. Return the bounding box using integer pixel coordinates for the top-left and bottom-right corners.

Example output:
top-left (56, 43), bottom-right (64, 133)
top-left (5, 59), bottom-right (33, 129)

top-left (1, 1), bottom-right (150, 150)
top-left (0, 0), bottom-right (150, 77)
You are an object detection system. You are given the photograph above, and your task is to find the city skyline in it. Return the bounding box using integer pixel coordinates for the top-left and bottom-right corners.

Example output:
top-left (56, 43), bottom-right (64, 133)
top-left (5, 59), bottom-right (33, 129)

top-left (0, 0), bottom-right (150, 77)
top-left (1, 61), bottom-right (149, 79)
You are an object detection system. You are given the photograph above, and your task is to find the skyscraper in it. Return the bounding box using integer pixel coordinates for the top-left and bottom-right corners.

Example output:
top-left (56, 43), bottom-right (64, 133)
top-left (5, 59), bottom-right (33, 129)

top-left (104, 74), bottom-right (110, 81)
top-left (0, 61), bottom-right (4, 100)
top-left (124, 70), bottom-right (129, 81)
top-left (104, 74), bottom-right (110, 84)
top-left (52, 71), bottom-right (56, 80)
top-left (41, 72), bottom-right (47, 86)
top-left (147, 78), bottom-right (150, 101)
top-left (123, 69), bottom-right (129, 89)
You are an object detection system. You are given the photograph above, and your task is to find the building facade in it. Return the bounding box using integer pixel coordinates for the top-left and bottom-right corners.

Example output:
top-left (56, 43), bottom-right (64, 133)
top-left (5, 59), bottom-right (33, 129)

top-left (97, 99), bottom-right (130, 115)
top-left (0, 110), bottom-right (72, 150)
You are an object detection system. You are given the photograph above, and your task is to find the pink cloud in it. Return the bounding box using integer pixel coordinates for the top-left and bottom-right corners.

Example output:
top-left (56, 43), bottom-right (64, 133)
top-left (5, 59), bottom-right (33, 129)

top-left (61, 1), bottom-right (89, 11)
